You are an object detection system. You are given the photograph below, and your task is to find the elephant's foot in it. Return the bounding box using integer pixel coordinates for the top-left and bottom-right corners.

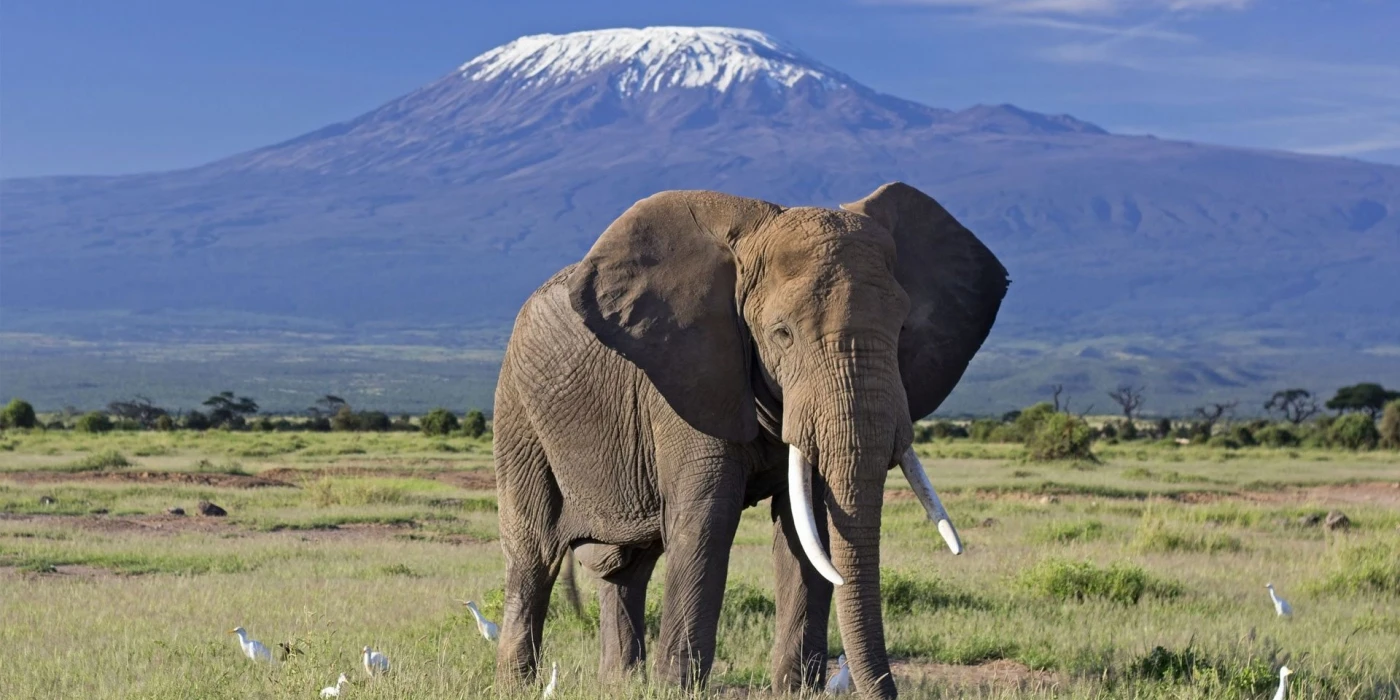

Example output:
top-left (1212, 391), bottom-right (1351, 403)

top-left (589, 542), bottom-right (662, 681)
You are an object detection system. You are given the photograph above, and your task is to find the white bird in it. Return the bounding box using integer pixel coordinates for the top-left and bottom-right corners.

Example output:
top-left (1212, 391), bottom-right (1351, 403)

top-left (1267, 583), bottom-right (1293, 617)
top-left (542, 661), bottom-right (558, 698)
top-left (320, 673), bottom-right (349, 697)
top-left (1272, 665), bottom-right (1293, 700)
top-left (826, 653), bottom-right (853, 694)
top-left (462, 600), bottom-right (500, 642)
top-left (362, 646), bottom-right (390, 677)
top-left (229, 627), bottom-right (273, 662)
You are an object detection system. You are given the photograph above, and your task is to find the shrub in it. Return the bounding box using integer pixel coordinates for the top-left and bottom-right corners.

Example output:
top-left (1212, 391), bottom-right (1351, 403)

top-left (74, 412), bottom-right (114, 433)
top-left (462, 409), bottom-right (488, 439)
top-left (1380, 400), bottom-right (1400, 450)
top-left (153, 414), bottom-right (175, 431)
top-left (1230, 424), bottom-right (1256, 447)
top-left (722, 582), bottom-right (776, 620)
top-left (1329, 413), bottom-right (1379, 451)
top-left (1206, 435), bottom-right (1240, 450)
top-left (930, 421), bottom-right (967, 439)
top-left (1099, 422), bottom-right (1118, 440)
top-left (420, 408), bottom-right (459, 436)
top-left (359, 411), bottom-right (391, 432)
top-left (1119, 420), bottom-right (1139, 441)
top-left (70, 449), bottom-right (131, 471)
top-left (1, 399), bottom-right (38, 429)
top-left (1013, 402), bottom-right (1057, 439)
top-left (968, 419), bottom-right (1001, 443)
top-left (183, 410), bottom-right (212, 431)
top-left (1026, 412), bottom-right (1096, 462)
top-left (331, 406), bottom-right (361, 431)
top-left (1253, 424), bottom-right (1299, 448)
top-left (1155, 418), bottom-right (1173, 439)
top-left (1018, 559), bottom-right (1177, 605)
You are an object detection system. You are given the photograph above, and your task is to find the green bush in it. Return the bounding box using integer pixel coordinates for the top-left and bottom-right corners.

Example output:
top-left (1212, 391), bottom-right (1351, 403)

top-left (74, 412), bottom-right (114, 433)
top-left (1018, 559), bottom-right (1177, 605)
top-left (1119, 420), bottom-right (1139, 441)
top-left (1206, 435), bottom-right (1240, 450)
top-left (1253, 424), bottom-right (1299, 448)
top-left (420, 408), bottom-right (459, 436)
top-left (1380, 400), bottom-right (1400, 450)
top-left (69, 449), bottom-right (132, 471)
top-left (153, 414), bottom-right (175, 431)
top-left (1026, 412), bottom-right (1096, 462)
top-left (1230, 424), bottom-right (1256, 447)
top-left (1329, 413), bottom-right (1379, 450)
top-left (1014, 402), bottom-right (1057, 439)
top-left (1, 399), bottom-right (38, 429)
top-left (968, 419), bottom-right (1001, 443)
top-left (1155, 418), bottom-right (1173, 439)
top-left (183, 410), bottom-right (212, 431)
top-left (462, 409), bottom-right (488, 439)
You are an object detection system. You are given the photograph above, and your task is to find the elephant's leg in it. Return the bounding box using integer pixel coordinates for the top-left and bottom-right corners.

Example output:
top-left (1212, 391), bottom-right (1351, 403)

top-left (492, 398), bottom-right (563, 689)
top-left (770, 483), bottom-right (834, 692)
top-left (654, 464), bottom-right (747, 688)
top-left (580, 542), bottom-right (662, 680)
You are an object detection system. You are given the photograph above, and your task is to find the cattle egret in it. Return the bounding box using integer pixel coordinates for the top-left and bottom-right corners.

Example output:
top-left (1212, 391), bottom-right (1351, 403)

top-left (462, 600), bottom-right (500, 642)
top-left (827, 653), bottom-right (853, 694)
top-left (1267, 583), bottom-right (1293, 617)
top-left (362, 646), bottom-right (390, 677)
top-left (229, 627), bottom-right (272, 662)
top-left (320, 673), bottom-right (349, 697)
top-left (542, 661), bottom-right (559, 698)
top-left (1273, 666), bottom-right (1292, 700)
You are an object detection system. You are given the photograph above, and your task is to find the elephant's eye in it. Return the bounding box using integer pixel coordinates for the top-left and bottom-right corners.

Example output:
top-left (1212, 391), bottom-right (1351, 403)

top-left (771, 324), bottom-right (794, 349)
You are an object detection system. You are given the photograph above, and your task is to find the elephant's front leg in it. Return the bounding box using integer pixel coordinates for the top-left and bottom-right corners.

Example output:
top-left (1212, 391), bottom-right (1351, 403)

top-left (770, 482), bottom-right (834, 692)
top-left (654, 463), bottom-right (747, 688)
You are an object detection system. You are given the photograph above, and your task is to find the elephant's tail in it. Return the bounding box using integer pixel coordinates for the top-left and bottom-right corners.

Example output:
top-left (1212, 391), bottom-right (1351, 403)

top-left (559, 551), bottom-right (584, 618)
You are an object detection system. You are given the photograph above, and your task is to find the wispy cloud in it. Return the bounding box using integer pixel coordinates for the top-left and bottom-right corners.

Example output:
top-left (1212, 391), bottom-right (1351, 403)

top-left (958, 14), bottom-right (1196, 42)
top-left (870, 0), bottom-right (1252, 16)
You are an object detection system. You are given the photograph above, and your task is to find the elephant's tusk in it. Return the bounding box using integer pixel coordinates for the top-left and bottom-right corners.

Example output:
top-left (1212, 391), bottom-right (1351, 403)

top-left (788, 446), bottom-right (845, 586)
top-left (900, 447), bottom-right (963, 555)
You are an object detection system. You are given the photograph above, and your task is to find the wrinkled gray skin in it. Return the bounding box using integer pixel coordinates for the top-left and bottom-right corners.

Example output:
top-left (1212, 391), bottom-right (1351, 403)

top-left (492, 182), bottom-right (1008, 699)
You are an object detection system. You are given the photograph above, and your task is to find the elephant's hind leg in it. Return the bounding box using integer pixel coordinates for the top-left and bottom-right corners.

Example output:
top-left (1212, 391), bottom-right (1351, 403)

top-left (493, 396), bottom-right (564, 690)
top-left (577, 542), bottom-right (662, 681)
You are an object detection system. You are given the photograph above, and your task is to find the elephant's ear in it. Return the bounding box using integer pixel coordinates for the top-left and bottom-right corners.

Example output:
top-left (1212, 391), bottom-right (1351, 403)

top-left (568, 190), bottom-right (781, 443)
top-left (841, 182), bottom-right (1009, 420)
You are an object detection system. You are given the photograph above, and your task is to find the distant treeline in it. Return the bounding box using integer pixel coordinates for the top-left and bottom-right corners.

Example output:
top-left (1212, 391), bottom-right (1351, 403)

top-left (3, 383), bottom-right (1397, 453)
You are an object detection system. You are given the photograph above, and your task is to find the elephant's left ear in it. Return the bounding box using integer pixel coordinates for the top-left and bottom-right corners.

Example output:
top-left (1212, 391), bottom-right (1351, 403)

top-left (841, 182), bottom-right (1009, 420)
top-left (568, 190), bottom-right (782, 443)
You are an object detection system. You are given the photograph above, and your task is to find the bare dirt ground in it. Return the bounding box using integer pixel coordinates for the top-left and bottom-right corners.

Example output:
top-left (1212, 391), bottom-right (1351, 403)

top-left (3, 469), bottom-right (295, 488)
top-left (0, 512), bottom-right (417, 541)
top-left (259, 466), bottom-right (497, 490)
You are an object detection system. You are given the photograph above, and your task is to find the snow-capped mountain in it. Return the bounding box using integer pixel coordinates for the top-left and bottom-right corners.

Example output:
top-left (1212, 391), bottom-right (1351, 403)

top-left (2, 26), bottom-right (1398, 412)
top-left (460, 27), bottom-right (849, 94)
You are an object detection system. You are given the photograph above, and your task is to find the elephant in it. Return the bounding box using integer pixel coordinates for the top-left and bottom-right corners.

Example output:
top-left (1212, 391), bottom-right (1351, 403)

top-left (491, 181), bottom-right (1008, 699)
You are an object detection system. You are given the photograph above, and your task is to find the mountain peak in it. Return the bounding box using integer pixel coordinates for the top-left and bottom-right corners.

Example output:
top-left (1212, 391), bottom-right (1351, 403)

top-left (458, 26), bottom-right (849, 95)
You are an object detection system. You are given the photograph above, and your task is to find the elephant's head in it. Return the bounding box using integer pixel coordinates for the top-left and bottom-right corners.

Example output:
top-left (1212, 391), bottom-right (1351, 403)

top-left (568, 182), bottom-right (1008, 698)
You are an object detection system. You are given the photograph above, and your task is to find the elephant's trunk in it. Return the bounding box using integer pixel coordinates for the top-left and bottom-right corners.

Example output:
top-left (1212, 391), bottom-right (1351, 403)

top-left (783, 343), bottom-right (906, 699)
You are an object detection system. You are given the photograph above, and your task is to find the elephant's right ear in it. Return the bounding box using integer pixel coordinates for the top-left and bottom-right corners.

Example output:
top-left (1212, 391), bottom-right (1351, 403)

top-left (567, 190), bottom-right (781, 443)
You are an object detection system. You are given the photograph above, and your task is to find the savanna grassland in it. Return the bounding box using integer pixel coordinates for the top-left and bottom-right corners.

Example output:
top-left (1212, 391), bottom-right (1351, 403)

top-left (2, 431), bottom-right (1398, 699)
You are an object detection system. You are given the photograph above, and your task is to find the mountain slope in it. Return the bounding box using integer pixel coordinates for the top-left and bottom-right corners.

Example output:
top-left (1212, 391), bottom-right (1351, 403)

top-left (2, 26), bottom-right (1397, 413)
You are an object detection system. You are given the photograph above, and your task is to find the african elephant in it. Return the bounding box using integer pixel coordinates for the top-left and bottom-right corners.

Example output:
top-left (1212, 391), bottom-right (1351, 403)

top-left (491, 182), bottom-right (1008, 699)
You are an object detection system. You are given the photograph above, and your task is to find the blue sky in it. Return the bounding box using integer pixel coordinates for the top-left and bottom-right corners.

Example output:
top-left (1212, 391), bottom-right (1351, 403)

top-left (2, 0), bottom-right (1396, 177)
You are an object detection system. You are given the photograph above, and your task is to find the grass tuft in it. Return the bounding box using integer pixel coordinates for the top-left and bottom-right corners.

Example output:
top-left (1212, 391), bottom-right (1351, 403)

top-left (1018, 559), bottom-right (1181, 605)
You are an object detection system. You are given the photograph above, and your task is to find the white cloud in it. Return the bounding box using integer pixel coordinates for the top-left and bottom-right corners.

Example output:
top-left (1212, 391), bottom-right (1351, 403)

top-left (869, 0), bottom-right (1253, 16)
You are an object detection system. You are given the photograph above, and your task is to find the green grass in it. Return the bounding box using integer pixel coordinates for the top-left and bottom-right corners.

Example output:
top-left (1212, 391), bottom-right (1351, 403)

top-left (0, 433), bottom-right (1397, 698)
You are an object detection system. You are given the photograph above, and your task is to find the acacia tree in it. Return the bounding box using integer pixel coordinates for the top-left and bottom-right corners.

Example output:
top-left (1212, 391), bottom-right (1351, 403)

top-left (1264, 389), bottom-right (1320, 425)
top-left (308, 395), bottom-right (348, 419)
top-left (1192, 401), bottom-right (1238, 438)
top-left (1326, 383), bottom-right (1399, 420)
top-left (1107, 385), bottom-right (1146, 423)
top-left (203, 391), bottom-right (259, 429)
top-left (107, 395), bottom-right (168, 428)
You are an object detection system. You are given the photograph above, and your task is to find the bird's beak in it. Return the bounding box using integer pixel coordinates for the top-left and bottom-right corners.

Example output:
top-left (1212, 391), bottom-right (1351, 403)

top-left (228, 629), bottom-right (237, 634)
